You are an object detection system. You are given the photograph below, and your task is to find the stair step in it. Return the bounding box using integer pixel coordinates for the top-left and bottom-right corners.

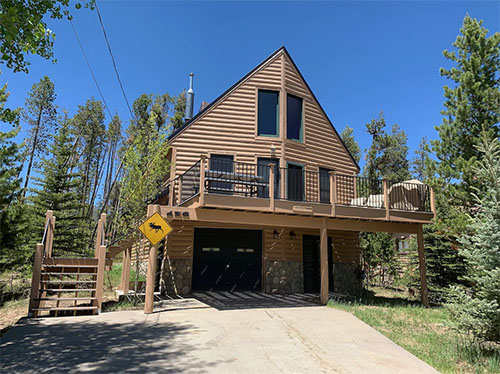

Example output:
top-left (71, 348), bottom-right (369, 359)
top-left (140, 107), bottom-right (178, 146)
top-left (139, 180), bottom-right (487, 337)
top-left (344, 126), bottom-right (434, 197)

top-left (43, 288), bottom-right (96, 292)
top-left (42, 272), bottom-right (97, 276)
top-left (32, 306), bottom-right (98, 311)
top-left (42, 264), bottom-right (98, 269)
top-left (40, 280), bottom-right (97, 284)
top-left (36, 297), bottom-right (96, 301)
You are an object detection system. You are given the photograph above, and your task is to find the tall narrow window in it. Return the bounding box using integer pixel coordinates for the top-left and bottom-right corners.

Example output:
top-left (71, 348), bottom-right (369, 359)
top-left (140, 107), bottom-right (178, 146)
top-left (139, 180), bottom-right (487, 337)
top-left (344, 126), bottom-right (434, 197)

top-left (287, 94), bottom-right (303, 141)
top-left (257, 90), bottom-right (279, 136)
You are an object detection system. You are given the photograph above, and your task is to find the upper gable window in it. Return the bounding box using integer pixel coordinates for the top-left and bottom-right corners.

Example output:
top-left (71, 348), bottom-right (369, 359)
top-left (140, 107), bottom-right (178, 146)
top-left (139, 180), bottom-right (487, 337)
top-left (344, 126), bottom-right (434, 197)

top-left (257, 90), bottom-right (279, 136)
top-left (287, 94), bottom-right (303, 141)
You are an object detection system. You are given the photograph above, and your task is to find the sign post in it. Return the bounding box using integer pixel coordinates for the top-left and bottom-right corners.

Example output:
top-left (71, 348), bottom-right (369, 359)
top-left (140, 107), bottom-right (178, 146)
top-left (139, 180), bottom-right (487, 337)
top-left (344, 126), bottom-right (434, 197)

top-left (139, 206), bottom-right (174, 314)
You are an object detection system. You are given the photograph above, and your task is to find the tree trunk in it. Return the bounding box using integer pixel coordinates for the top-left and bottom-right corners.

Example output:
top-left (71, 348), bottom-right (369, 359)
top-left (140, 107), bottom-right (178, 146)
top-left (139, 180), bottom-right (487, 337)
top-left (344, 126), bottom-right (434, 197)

top-left (22, 108), bottom-right (43, 198)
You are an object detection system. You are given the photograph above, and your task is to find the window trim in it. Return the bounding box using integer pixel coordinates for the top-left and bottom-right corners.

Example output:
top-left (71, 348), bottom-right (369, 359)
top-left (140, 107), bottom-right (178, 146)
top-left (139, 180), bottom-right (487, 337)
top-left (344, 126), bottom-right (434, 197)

top-left (256, 89), bottom-right (280, 138)
top-left (286, 93), bottom-right (304, 143)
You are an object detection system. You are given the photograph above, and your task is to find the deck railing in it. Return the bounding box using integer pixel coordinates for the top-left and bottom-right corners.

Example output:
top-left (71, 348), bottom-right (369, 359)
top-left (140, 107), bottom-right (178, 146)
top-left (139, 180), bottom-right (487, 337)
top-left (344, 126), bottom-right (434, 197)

top-left (162, 158), bottom-right (433, 214)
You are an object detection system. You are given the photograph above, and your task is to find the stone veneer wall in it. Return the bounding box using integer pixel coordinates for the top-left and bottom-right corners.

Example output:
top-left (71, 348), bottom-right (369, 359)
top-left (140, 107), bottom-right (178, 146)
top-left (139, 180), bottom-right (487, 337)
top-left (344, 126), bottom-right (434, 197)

top-left (332, 263), bottom-right (362, 296)
top-left (265, 260), bottom-right (304, 294)
top-left (161, 258), bottom-right (192, 296)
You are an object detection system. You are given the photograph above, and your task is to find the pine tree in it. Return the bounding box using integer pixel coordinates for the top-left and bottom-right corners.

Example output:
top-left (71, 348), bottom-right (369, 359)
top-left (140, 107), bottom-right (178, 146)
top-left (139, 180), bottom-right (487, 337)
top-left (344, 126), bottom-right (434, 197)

top-left (449, 132), bottom-right (500, 343)
top-left (420, 16), bottom-right (500, 303)
top-left (361, 112), bottom-right (411, 285)
top-left (340, 125), bottom-right (361, 164)
top-left (21, 76), bottom-right (57, 198)
top-left (0, 75), bottom-right (26, 271)
top-left (31, 117), bottom-right (89, 256)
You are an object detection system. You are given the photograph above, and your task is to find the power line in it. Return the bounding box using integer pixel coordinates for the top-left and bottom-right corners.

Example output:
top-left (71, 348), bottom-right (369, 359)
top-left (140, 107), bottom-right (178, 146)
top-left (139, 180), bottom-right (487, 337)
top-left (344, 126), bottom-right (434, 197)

top-left (95, 1), bottom-right (134, 120)
top-left (69, 18), bottom-right (113, 119)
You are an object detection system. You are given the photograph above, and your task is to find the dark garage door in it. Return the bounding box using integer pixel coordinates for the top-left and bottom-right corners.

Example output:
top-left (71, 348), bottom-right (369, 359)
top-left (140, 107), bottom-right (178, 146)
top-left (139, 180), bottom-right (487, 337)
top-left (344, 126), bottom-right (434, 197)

top-left (192, 228), bottom-right (262, 291)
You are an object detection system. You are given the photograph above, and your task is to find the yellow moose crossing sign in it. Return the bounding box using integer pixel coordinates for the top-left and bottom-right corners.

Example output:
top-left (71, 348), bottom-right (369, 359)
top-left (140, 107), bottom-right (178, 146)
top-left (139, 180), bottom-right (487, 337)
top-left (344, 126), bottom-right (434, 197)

top-left (138, 212), bottom-right (173, 246)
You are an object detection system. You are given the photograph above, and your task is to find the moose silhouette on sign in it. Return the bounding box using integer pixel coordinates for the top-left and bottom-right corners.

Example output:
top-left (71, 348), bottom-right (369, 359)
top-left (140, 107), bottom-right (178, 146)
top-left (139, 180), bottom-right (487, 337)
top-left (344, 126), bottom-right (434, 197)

top-left (149, 222), bottom-right (164, 233)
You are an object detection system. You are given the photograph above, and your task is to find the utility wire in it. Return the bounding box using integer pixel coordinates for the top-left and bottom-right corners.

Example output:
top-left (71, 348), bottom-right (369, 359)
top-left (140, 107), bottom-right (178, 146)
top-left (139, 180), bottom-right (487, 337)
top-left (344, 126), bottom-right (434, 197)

top-left (69, 18), bottom-right (113, 119)
top-left (95, 1), bottom-right (134, 120)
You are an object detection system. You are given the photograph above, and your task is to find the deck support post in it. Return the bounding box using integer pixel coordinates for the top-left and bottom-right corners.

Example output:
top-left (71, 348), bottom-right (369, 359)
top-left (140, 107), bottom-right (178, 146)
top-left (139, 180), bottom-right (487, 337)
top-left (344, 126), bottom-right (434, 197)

top-left (269, 164), bottom-right (275, 212)
top-left (320, 217), bottom-right (329, 305)
top-left (145, 204), bottom-right (161, 314)
top-left (28, 243), bottom-right (44, 317)
top-left (120, 245), bottom-right (132, 294)
top-left (416, 224), bottom-right (429, 307)
top-left (94, 213), bottom-right (106, 313)
top-left (383, 179), bottom-right (390, 220)
top-left (199, 155), bottom-right (206, 207)
top-left (329, 171), bottom-right (337, 216)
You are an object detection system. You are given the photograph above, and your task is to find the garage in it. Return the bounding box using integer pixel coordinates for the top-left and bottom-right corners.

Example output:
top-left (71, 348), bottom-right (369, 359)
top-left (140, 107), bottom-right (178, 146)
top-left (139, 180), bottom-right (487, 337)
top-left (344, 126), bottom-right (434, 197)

top-left (192, 228), bottom-right (262, 291)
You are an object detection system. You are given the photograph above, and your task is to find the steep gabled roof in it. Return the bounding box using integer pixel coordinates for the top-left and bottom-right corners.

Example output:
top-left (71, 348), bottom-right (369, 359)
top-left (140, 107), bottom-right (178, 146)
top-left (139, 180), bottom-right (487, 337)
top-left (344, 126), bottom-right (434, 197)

top-left (169, 46), bottom-right (360, 172)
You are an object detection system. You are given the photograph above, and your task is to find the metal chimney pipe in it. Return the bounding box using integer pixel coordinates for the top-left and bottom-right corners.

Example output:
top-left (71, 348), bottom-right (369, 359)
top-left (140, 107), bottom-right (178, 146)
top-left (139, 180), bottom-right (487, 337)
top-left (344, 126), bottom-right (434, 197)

top-left (185, 73), bottom-right (194, 121)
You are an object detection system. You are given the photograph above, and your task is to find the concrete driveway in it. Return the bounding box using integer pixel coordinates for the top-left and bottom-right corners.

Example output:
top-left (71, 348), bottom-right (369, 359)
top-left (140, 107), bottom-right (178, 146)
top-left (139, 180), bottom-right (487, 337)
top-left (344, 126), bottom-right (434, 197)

top-left (1, 296), bottom-right (438, 374)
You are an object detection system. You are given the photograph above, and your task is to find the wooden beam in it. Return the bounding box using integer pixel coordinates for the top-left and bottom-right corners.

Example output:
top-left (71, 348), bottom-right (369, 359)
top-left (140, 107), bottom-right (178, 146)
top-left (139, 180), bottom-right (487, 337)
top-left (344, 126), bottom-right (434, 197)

top-left (28, 243), bottom-right (44, 317)
top-left (269, 164), bottom-right (275, 212)
top-left (145, 205), bottom-right (161, 314)
top-left (193, 208), bottom-right (420, 234)
top-left (417, 224), bottom-right (429, 307)
top-left (199, 155), bottom-right (206, 207)
top-left (320, 218), bottom-right (329, 305)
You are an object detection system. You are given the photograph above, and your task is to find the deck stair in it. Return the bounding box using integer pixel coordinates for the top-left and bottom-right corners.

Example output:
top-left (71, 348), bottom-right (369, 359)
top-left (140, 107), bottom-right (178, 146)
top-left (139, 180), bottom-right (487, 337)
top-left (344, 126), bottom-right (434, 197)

top-left (28, 211), bottom-right (109, 317)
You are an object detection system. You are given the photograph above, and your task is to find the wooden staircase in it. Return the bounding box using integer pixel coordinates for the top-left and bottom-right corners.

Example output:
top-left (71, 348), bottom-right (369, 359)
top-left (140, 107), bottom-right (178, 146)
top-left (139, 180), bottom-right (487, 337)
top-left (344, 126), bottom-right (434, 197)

top-left (28, 211), bottom-right (109, 317)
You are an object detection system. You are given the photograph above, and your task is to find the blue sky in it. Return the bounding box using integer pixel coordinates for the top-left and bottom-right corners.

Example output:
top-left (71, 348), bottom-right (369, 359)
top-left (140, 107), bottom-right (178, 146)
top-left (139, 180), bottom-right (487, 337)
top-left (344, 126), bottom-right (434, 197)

top-left (3, 0), bottom-right (499, 171)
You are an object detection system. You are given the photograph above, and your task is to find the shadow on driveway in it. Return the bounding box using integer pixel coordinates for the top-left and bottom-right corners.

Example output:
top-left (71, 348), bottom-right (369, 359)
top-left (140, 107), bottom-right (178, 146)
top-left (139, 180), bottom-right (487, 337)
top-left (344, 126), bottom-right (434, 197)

top-left (1, 314), bottom-right (223, 374)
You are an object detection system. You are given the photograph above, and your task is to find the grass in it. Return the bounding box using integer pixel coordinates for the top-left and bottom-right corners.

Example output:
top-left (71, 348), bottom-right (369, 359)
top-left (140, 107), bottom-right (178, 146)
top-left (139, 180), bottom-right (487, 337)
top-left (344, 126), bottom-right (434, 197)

top-left (329, 287), bottom-right (500, 373)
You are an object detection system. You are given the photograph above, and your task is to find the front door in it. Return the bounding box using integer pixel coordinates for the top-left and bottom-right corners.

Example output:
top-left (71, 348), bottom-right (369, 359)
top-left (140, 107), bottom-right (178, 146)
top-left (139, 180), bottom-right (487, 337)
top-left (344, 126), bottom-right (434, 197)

top-left (302, 235), bottom-right (333, 293)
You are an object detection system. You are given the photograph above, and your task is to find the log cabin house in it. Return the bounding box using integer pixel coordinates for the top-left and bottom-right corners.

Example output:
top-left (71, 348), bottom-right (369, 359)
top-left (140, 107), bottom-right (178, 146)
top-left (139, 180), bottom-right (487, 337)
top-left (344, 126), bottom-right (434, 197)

top-left (28, 46), bottom-right (434, 317)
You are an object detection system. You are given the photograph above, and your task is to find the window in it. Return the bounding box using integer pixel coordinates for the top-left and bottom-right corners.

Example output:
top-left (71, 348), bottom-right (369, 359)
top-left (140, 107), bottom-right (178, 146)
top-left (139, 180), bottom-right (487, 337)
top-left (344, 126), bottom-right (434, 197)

top-left (257, 90), bottom-right (279, 136)
top-left (208, 155), bottom-right (234, 194)
top-left (287, 94), bottom-right (303, 141)
top-left (319, 168), bottom-right (332, 203)
top-left (287, 163), bottom-right (304, 201)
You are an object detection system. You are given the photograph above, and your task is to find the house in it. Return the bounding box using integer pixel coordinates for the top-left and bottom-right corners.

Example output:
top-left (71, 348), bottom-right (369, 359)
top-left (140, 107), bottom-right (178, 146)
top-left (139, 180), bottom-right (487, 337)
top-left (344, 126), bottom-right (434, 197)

top-left (122, 46), bottom-right (435, 314)
top-left (28, 46), bottom-right (434, 317)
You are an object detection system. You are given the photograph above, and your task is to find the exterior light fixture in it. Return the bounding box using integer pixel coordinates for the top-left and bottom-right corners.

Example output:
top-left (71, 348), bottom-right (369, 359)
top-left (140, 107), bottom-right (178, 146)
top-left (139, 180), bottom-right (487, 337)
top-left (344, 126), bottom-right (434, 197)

top-left (273, 229), bottom-right (279, 239)
top-left (270, 144), bottom-right (276, 157)
top-left (290, 231), bottom-right (296, 239)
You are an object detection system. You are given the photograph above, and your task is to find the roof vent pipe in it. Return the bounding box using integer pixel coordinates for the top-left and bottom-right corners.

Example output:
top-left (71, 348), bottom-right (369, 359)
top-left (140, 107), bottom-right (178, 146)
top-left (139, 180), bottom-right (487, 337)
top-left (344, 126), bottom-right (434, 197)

top-left (185, 73), bottom-right (194, 121)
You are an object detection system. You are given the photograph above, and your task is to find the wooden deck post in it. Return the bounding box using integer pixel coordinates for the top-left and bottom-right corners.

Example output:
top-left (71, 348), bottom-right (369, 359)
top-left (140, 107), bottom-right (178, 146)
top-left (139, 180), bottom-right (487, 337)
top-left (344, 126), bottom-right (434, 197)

top-left (430, 187), bottom-right (436, 219)
top-left (320, 218), bottom-right (329, 305)
top-left (95, 244), bottom-right (106, 313)
top-left (269, 164), bottom-right (275, 212)
top-left (28, 243), bottom-right (44, 317)
top-left (417, 224), bottom-right (429, 307)
top-left (383, 179), bottom-right (390, 220)
top-left (199, 155), bottom-right (206, 207)
top-left (45, 211), bottom-right (55, 258)
top-left (177, 177), bottom-right (183, 205)
top-left (329, 171), bottom-right (337, 216)
top-left (95, 213), bottom-right (106, 258)
top-left (145, 204), bottom-right (161, 314)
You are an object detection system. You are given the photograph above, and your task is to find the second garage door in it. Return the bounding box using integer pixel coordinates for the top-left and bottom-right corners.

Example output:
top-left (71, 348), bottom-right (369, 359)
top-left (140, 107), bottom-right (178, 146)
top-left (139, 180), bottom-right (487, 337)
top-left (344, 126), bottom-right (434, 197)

top-left (192, 228), bottom-right (262, 292)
